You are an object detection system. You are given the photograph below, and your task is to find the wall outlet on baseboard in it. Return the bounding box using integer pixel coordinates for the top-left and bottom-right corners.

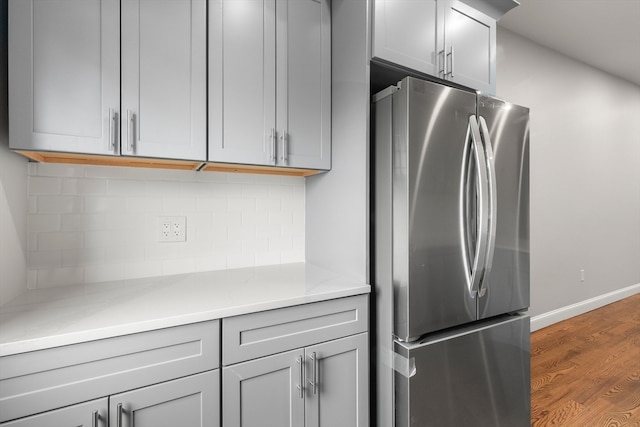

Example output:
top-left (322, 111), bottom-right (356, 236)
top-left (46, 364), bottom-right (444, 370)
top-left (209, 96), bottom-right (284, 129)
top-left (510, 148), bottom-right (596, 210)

top-left (158, 216), bottom-right (186, 242)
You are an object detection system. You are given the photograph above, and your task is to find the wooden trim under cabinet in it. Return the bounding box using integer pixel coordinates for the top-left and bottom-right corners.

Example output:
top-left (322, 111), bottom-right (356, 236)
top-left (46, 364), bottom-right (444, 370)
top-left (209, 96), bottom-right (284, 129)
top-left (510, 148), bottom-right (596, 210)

top-left (16, 151), bottom-right (326, 176)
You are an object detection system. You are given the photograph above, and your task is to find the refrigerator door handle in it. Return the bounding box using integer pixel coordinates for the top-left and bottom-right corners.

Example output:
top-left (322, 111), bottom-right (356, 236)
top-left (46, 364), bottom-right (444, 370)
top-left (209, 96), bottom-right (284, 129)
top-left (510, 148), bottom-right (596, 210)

top-left (478, 116), bottom-right (498, 296)
top-left (462, 115), bottom-right (489, 298)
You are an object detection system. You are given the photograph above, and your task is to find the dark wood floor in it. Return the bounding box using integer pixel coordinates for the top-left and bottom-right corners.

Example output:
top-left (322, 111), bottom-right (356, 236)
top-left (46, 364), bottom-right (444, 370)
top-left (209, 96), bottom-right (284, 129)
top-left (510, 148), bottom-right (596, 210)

top-left (531, 293), bottom-right (640, 426)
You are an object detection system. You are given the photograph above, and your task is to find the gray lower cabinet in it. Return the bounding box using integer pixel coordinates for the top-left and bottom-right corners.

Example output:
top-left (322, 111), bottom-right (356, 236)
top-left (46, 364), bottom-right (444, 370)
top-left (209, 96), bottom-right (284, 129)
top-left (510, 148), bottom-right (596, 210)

top-left (304, 334), bottom-right (368, 427)
top-left (0, 398), bottom-right (109, 427)
top-left (223, 334), bottom-right (368, 427)
top-left (223, 349), bottom-right (305, 427)
top-left (110, 370), bottom-right (220, 427)
top-left (221, 296), bottom-right (369, 427)
top-left (0, 320), bottom-right (220, 426)
top-left (1, 371), bottom-right (219, 427)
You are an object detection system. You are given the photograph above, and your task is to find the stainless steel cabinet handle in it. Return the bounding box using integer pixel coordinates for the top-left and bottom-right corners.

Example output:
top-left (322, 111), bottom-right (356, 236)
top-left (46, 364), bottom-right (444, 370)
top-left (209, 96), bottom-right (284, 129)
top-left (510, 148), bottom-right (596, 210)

top-left (309, 352), bottom-right (318, 395)
top-left (447, 46), bottom-right (455, 78)
top-left (296, 356), bottom-right (304, 399)
top-left (462, 115), bottom-right (489, 298)
top-left (281, 131), bottom-right (288, 165)
top-left (478, 116), bottom-right (497, 295)
top-left (269, 128), bottom-right (277, 164)
top-left (127, 110), bottom-right (135, 153)
top-left (108, 108), bottom-right (117, 152)
top-left (116, 403), bottom-right (123, 427)
top-left (438, 49), bottom-right (447, 77)
top-left (92, 410), bottom-right (99, 427)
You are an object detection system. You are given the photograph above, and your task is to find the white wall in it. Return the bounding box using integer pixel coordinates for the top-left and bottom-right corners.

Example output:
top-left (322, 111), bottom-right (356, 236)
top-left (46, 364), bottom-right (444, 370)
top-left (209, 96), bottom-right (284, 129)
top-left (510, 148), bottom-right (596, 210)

top-left (496, 28), bottom-right (640, 329)
top-left (26, 164), bottom-right (305, 288)
top-left (306, 0), bottom-right (370, 284)
top-left (0, 0), bottom-right (28, 305)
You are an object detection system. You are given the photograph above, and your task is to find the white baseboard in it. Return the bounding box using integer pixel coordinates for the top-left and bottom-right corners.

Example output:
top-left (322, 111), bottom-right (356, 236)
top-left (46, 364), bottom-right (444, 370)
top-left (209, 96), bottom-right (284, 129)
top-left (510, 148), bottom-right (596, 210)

top-left (530, 283), bottom-right (640, 332)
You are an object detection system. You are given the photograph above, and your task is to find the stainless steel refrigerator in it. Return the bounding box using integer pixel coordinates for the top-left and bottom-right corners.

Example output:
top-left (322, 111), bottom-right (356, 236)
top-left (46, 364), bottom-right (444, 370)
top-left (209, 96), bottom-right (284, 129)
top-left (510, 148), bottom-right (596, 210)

top-left (372, 76), bottom-right (530, 426)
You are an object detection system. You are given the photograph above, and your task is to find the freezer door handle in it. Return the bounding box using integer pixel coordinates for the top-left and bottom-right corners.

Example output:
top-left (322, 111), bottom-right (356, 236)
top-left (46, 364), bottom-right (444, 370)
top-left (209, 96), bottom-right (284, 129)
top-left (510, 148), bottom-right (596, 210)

top-left (478, 116), bottom-right (497, 296)
top-left (462, 115), bottom-right (489, 298)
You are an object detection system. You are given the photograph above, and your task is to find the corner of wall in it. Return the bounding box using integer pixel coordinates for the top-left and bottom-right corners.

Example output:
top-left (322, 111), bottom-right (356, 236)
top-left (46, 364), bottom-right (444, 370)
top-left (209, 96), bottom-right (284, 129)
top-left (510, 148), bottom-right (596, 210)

top-left (0, 0), bottom-right (29, 304)
top-left (305, 0), bottom-right (370, 284)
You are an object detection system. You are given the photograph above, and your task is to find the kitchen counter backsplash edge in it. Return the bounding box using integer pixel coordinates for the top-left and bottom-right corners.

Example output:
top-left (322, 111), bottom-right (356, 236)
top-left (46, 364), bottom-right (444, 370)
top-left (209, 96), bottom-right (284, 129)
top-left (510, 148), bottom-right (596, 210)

top-left (0, 262), bottom-right (370, 356)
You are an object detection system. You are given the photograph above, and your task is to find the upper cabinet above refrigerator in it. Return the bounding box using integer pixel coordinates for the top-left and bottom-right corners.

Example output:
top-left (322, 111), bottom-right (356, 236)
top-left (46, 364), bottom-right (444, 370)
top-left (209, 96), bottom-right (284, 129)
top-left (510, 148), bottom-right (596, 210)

top-left (372, 0), bottom-right (519, 95)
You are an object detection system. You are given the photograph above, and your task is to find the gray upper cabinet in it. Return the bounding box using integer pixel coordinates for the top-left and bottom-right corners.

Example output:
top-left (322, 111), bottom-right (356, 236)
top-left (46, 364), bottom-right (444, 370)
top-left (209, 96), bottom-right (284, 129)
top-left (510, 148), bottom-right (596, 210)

top-left (209, 0), bottom-right (331, 171)
top-left (8, 0), bottom-right (206, 162)
top-left (372, 0), bottom-right (438, 76)
top-left (372, 0), bottom-right (506, 94)
top-left (121, 0), bottom-right (207, 161)
top-left (440, 0), bottom-right (496, 94)
top-left (9, 0), bottom-right (120, 156)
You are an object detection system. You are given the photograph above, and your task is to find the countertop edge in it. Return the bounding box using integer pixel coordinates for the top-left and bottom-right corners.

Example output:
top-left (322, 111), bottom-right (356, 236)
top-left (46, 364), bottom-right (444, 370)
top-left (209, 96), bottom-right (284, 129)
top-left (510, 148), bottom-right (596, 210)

top-left (0, 267), bottom-right (370, 357)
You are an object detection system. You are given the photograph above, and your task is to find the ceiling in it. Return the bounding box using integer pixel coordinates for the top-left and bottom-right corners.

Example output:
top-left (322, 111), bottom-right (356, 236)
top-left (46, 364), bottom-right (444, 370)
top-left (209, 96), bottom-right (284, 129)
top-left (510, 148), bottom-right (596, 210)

top-left (498, 0), bottom-right (640, 86)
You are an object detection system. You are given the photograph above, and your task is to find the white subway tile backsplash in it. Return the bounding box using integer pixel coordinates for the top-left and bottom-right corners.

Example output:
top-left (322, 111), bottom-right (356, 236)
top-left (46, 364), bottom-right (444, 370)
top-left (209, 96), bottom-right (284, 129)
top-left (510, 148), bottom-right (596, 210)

top-left (62, 248), bottom-right (106, 266)
top-left (195, 254), bottom-right (227, 272)
top-left (211, 182), bottom-right (242, 198)
top-left (228, 198), bottom-right (256, 212)
top-left (29, 251), bottom-right (62, 269)
top-left (227, 253), bottom-right (255, 269)
top-left (32, 163), bottom-right (85, 178)
top-left (36, 266), bottom-right (83, 288)
top-left (29, 176), bottom-right (62, 194)
top-left (27, 163), bottom-right (305, 288)
top-left (85, 196), bottom-right (126, 213)
top-left (126, 197), bottom-right (162, 213)
top-left (61, 214), bottom-right (106, 231)
top-left (61, 178), bottom-right (108, 195)
top-left (162, 257), bottom-right (197, 276)
top-left (38, 232), bottom-right (83, 251)
top-left (107, 179), bottom-right (147, 196)
top-left (162, 197), bottom-right (197, 213)
top-left (84, 263), bottom-right (127, 284)
top-left (29, 214), bottom-right (61, 233)
top-left (37, 195), bottom-right (83, 213)
top-left (196, 198), bottom-right (227, 212)
top-left (125, 261), bottom-right (163, 280)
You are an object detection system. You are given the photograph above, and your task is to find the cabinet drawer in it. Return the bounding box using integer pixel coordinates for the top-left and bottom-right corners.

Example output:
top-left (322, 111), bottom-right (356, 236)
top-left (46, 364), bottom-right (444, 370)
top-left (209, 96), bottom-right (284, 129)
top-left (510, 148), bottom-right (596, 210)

top-left (0, 320), bottom-right (219, 423)
top-left (223, 295), bottom-right (368, 365)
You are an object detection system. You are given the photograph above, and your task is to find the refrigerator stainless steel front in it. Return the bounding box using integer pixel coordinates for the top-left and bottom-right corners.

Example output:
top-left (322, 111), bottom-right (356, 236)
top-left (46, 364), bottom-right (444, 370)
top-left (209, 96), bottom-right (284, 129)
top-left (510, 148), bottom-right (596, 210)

top-left (373, 77), bottom-right (530, 426)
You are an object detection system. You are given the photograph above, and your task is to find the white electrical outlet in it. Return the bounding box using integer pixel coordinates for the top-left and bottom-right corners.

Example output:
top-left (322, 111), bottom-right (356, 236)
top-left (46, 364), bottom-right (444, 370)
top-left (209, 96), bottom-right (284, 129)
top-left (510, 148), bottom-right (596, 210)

top-left (158, 216), bottom-right (186, 242)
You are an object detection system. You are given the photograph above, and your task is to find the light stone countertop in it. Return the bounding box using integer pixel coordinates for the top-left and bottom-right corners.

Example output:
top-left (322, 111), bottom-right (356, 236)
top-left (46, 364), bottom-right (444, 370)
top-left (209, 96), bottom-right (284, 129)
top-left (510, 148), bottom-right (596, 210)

top-left (0, 263), bottom-right (370, 357)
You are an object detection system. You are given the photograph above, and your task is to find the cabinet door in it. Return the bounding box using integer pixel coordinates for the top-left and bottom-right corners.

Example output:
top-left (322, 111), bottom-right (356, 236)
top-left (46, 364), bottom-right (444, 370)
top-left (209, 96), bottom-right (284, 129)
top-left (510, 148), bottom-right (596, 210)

top-left (223, 349), bottom-right (304, 427)
top-left (8, 0), bottom-right (120, 155)
top-left (209, 0), bottom-right (277, 166)
top-left (440, 0), bottom-right (496, 94)
top-left (1, 398), bottom-right (108, 427)
top-left (121, 0), bottom-right (206, 161)
top-left (109, 370), bottom-right (219, 427)
top-left (305, 333), bottom-right (369, 427)
top-left (276, 0), bottom-right (331, 170)
top-left (372, 0), bottom-right (439, 77)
